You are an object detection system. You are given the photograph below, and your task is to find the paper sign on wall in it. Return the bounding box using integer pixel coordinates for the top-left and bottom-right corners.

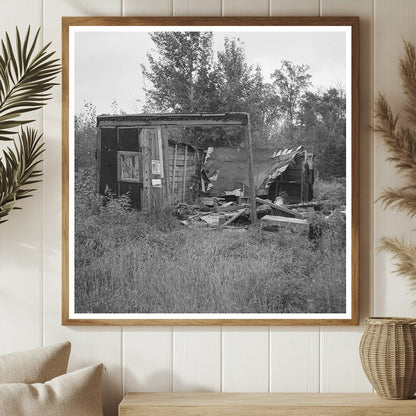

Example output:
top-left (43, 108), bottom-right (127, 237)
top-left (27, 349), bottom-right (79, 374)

top-left (152, 160), bottom-right (161, 175)
top-left (152, 178), bottom-right (162, 188)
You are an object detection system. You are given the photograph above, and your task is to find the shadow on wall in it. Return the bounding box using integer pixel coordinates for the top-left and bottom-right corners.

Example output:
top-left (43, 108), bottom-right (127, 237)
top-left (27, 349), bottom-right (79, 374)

top-left (102, 365), bottom-right (124, 416)
top-left (70, 0), bottom-right (115, 14)
top-left (123, 368), bottom-right (216, 393)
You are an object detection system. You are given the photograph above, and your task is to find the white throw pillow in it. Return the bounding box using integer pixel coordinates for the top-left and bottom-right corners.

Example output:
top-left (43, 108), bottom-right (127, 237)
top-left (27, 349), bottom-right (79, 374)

top-left (0, 342), bottom-right (71, 384)
top-left (0, 363), bottom-right (104, 416)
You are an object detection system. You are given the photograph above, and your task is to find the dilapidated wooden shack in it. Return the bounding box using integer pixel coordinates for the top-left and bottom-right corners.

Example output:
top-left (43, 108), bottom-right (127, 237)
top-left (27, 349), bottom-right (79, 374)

top-left (96, 113), bottom-right (248, 211)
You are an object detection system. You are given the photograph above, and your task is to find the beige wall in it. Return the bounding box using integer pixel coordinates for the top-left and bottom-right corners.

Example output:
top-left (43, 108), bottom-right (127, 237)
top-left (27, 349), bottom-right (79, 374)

top-left (1, 1), bottom-right (416, 415)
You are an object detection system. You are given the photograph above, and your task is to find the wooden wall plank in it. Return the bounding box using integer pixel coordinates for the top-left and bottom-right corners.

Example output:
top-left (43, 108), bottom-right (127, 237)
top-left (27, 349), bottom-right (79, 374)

top-left (173, 328), bottom-right (221, 392)
top-left (320, 0), bottom-right (375, 393)
top-left (222, 327), bottom-right (269, 392)
top-left (222, 0), bottom-right (269, 16)
top-left (320, 328), bottom-right (373, 392)
top-left (124, 328), bottom-right (173, 393)
top-left (123, 0), bottom-right (173, 16)
top-left (0, 0), bottom-right (43, 355)
top-left (373, 0), bottom-right (416, 317)
top-left (173, 0), bottom-right (221, 16)
top-left (270, 328), bottom-right (320, 392)
top-left (42, 2), bottom-right (124, 415)
top-left (270, 0), bottom-right (319, 16)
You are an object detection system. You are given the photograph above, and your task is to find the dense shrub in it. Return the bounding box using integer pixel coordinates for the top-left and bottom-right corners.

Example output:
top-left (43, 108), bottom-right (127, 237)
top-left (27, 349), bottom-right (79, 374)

top-left (313, 178), bottom-right (346, 207)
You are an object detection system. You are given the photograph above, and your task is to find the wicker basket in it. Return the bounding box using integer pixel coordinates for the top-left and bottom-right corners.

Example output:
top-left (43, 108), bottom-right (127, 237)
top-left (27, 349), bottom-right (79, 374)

top-left (359, 317), bottom-right (416, 399)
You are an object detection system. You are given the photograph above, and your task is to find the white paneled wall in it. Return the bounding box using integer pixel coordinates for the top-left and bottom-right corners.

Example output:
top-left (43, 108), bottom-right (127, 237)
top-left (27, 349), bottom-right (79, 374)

top-left (1, 0), bottom-right (415, 415)
top-left (0, 0), bottom-right (43, 355)
top-left (222, 327), bottom-right (269, 392)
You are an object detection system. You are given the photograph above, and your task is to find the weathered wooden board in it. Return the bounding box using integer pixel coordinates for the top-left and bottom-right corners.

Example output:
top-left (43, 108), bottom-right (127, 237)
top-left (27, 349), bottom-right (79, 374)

top-left (256, 198), bottom-right (303, 219)
top-left (260, 215), bottom-right (309, 232)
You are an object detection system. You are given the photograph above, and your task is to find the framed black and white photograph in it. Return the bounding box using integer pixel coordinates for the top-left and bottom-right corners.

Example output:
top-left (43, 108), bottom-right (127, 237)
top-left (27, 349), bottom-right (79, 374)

top-left (62, 17), bottom-right (359, 325)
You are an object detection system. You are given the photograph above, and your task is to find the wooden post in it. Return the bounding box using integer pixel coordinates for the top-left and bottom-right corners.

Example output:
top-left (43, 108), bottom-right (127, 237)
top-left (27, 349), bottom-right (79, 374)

top-left (300, 149), bottom-right (306, 202)
top-left (150, 129), bottom-right (163, 212)
top-left (161, 126), bottom-right (170, 203)
top-left (171, 144), bottom-right (178, 199)
top-left (182, 145), bottom-right (188, 202)
top-left (116, 127), bottom-right (120, 197)
top-left (246, 113), bottom-right (257, 225)
top-left (96, 128), bottom-right (101, 194)
top-left (158, 127), bottom-right (170, 207)
top-left (192, 148), bottom-right (197, 203)
top-left (140, 129), bottom-right (151, 211)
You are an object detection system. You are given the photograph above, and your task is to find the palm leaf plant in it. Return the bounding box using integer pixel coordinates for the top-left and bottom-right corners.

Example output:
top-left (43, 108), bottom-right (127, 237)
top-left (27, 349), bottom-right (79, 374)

top-left (0, 27), bottom-right (60, 223)
top-left (375, 40), bottom-right (416, 295)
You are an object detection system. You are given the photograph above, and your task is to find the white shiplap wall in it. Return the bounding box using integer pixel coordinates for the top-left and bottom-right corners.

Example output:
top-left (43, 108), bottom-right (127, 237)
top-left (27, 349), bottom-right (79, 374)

top-left (1, 1), bottom-right (416, 415)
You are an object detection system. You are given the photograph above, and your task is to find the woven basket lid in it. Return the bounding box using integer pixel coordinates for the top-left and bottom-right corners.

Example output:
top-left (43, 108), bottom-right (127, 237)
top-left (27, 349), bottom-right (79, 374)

top-left (365, 317), bottom-right (416, 325)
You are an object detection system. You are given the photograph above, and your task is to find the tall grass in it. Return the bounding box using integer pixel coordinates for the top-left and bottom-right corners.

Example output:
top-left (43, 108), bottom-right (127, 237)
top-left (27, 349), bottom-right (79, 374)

top-left (75, 168), bottom-right (346, 314)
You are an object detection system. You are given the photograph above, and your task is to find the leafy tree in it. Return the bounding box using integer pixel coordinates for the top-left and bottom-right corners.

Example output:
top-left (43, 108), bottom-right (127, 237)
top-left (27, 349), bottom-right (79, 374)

top-left (298, 87), bottom-right (346, 178)
top-left (271, 60), bottom-right (312, 128)
top-left (247, 65), bottom-right (280, 146)
top-left (141, 32), bottom-right (217, 113)
top-left (110, 98), bottom-right (126, 115)
top-left (216, 38), bottom-right (253, 112)
top-left (75, 101), bottom-right (96, 171)
top-left (142, 33), bottom-right (284, 147)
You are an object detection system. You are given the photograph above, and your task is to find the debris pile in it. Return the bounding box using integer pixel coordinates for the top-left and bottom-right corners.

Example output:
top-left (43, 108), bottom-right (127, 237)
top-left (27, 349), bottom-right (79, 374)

top-left (174, 195), bottom-right (341, 233)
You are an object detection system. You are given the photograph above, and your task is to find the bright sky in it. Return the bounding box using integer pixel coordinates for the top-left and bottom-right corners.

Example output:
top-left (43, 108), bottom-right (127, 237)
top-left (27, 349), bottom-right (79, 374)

top-left (73, 28), bottom-right (347, 115)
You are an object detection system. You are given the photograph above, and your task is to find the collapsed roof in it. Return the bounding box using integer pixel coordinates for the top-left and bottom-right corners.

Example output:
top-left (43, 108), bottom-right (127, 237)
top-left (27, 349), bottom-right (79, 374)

top-left (201, 146), bottom-right (311, 197)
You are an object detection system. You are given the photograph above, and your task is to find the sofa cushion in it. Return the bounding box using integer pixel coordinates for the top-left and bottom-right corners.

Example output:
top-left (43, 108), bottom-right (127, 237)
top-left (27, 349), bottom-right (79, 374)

top-left (0, 341), bottom-right (71, 384)
top-left (0, 363), bottom-right (104, 416)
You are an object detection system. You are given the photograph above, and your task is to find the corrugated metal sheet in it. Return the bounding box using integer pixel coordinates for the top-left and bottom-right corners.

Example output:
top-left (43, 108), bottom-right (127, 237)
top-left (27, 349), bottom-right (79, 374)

top-left (202, 146), bottom-right (305, 196)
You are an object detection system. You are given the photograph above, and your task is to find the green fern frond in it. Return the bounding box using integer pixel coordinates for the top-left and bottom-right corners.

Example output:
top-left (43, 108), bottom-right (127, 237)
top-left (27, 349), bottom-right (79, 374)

top-left (0, 27), bottom-right (59, 224)
top-left (0, 127), bottom-right (44, 222)
top-left (0, 27), bottom-right (61, 141)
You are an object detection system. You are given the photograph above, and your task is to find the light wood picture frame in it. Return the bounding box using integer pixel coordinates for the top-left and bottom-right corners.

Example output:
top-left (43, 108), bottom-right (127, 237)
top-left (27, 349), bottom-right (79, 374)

top-left (62, 16), bottom-right (359, 326)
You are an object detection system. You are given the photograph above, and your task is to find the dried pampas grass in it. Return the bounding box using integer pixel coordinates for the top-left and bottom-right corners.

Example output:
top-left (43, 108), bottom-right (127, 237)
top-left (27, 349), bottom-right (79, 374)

top-left (379, 237), bottom-right (416, 294)
top-left (376, 40), bottom-right (416, 295)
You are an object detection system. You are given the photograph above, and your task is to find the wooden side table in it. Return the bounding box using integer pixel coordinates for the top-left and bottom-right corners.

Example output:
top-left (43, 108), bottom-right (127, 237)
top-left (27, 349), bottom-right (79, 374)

top-left (119, 392), bottom-right (416, 415)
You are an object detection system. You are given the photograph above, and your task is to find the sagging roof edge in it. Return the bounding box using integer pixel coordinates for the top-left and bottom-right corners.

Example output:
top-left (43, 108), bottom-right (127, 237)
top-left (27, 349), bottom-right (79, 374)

top-left (96, 112), bottom-right (249, 127)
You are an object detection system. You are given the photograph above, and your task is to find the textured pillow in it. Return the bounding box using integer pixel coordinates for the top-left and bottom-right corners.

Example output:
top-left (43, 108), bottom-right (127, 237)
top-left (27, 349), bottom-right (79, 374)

top-left (0, 342), bottom-right (71, 384)
top-left (0, 363), bottom-right (104, 416)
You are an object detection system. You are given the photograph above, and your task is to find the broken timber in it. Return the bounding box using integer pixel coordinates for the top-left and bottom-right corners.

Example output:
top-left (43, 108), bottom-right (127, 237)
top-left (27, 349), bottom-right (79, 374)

top-left (219, 209), bottom-right (248, 229)
top-left (286, 200), bottom-right (329, 209)
top-left (245, 113), bottom-right (257, 225)
top-left (255, 197), bottom-right (303, 219)
top-left (260, 215), bottom-right (310, 233)
top-left (216, 204), bottom-right (247, 212)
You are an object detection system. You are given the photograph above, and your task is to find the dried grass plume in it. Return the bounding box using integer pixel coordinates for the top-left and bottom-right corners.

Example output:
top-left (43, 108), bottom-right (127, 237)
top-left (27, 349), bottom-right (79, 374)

top-left (376, 40), bottom-right (416, 294)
